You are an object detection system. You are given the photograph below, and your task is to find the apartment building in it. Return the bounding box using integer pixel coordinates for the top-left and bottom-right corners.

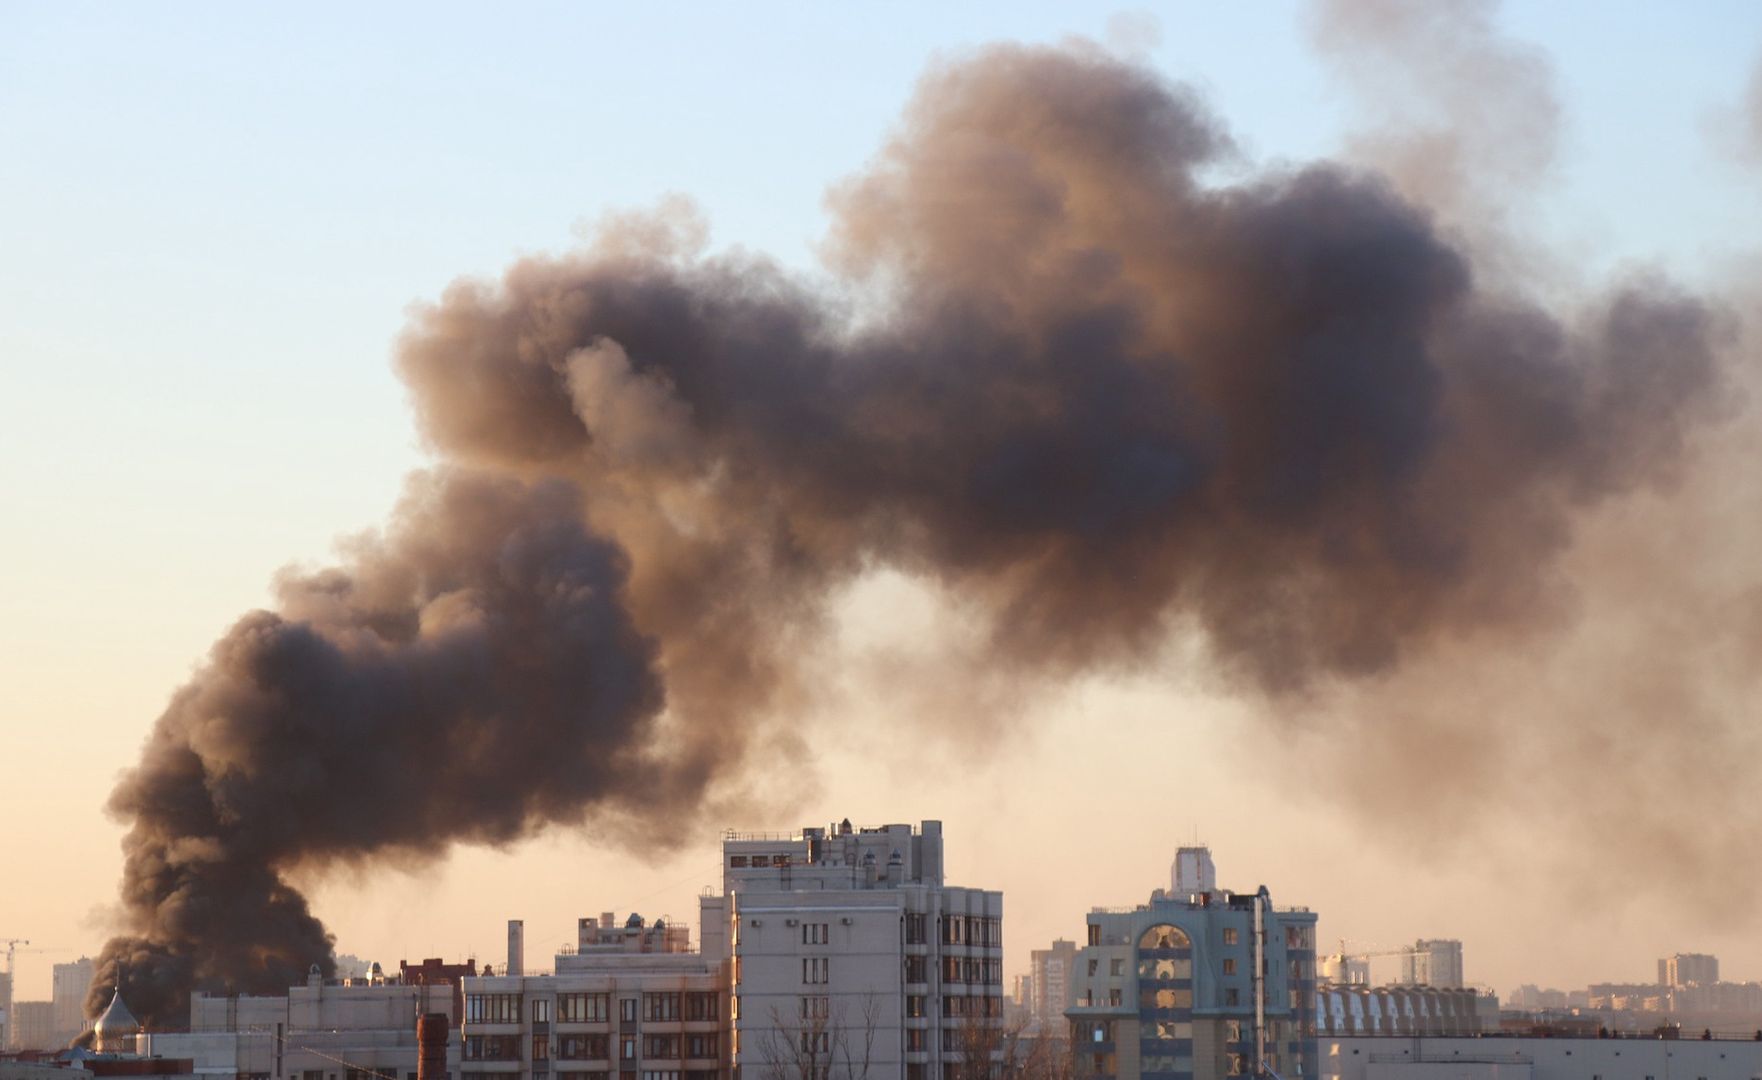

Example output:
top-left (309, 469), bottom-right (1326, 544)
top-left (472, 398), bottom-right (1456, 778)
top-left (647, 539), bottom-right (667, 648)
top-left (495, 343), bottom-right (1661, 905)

top-left (461, 909), bottom-right (729, 1080)
top-left (1067, 853), bottom-right (1318, 1080)
top-left (1029, 942), bottom-right (1077, 1035)
top-left (1397, 941), bottom-right (1463, 990)
top-left (51, 959), bottom-right (94, 1050)
top-left (723, 819), bottom-right (1004, 1080)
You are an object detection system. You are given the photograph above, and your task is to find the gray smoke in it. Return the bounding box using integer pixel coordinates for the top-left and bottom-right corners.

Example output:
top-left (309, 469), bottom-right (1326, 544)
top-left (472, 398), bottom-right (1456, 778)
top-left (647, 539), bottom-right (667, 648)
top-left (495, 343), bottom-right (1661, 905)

top-left (97, 38), bottom-right (1739, 1026)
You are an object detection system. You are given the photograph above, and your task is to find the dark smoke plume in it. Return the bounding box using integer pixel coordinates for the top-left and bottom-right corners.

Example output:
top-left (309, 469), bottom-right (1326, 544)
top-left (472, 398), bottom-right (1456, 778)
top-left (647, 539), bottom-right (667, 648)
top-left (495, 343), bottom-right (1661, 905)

top-left (97, 40), bottom-right (1733, 1026)
top-left (92, 472), bottom-right (662, 1023)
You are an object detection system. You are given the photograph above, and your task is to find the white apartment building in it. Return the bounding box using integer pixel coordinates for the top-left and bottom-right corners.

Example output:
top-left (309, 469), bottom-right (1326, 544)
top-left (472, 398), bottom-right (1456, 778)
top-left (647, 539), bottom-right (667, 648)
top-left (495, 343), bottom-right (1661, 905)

top-left (1397, 943), bottom-right (1464, 991)
top-left (723, 819), bottom-right (1003, 1080)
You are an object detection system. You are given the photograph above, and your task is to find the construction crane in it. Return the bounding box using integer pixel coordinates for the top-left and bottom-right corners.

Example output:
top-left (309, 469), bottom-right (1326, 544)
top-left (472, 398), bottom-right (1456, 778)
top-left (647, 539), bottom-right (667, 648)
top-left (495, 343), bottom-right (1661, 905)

top-left (1321, 938), bottom-right (1425, 985)
top-left (3, 938), bottom-right (28, 977)
top-left (2, 939), bottom-right (24, 1053)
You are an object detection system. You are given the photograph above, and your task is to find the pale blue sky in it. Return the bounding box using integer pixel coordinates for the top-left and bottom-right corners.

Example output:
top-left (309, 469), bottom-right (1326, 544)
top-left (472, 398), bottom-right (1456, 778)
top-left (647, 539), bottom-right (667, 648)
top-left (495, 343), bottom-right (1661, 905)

top-left (2, 2), bottom-right (1760, 1000)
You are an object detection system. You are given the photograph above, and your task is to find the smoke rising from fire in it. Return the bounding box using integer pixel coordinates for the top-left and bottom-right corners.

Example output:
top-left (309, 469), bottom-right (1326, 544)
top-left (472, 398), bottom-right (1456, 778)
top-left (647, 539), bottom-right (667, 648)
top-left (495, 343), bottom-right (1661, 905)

top-left (96, 38), bottom-right (1742, 1025)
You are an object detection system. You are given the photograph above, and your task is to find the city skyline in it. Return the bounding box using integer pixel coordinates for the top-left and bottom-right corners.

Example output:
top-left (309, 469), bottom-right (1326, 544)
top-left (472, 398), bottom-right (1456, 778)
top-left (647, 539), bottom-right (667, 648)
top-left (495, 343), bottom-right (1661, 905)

top-left (5, 2), bottom-right (1762, 1011)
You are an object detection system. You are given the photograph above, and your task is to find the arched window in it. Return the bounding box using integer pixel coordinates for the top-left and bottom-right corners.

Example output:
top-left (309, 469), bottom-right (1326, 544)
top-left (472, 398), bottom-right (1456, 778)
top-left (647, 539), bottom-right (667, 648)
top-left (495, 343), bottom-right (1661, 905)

top-left (1138, 924), bottom-right (1191, 950)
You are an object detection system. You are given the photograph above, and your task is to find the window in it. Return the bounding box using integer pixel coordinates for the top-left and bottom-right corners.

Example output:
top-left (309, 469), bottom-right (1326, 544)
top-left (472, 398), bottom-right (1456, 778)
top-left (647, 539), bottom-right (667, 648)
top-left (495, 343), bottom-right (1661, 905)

top-left (802, 922), bottom-right (829, 945)
top-left (559, 994), bottom-right (610, 1023)
top-left (533, 1035), bottom-right (551, 1062)
top-left (463, 1036), bottom-right (520, 1061)
top-left (904, 956), bottom-right (927, 983)
top-left (644, 993), bottom-right (681, 1022)
top-left (943, 956), bottom-right (964, 984)
top-left (1225, 989), bottom-right (1240, 1006)
top-left (800, 996), bottom-right (829, 1020)
top-left (1088, 924), bottom-right (1101, 946)
top-left (1108, 989), bottom-right (1121, 1007)
top-left (643, 1035), bottom-right (680, 1060)
top-left (799, 1032), bottom-right (829, 1054)
top-left (621, 1036), bottom-right (637, 1061)
top-left (533, 998), bottom-right (553, 1023)
top-left (1087, 959), bottom-right (1099, 976)
top-left (684, 1034), bottom-right (718, 1059)
top-left (1222, 929), bottom-right (1239, 946)
top-left (905, 914), bottom-right (927, 944)
top-left (906, 996), bottom-right (925, 1018)
top-left (1223, 959), bottom-right (1237, 975)
top-left (729, 855), bottom-right (748, 867)
top-left (802, 957), bottom-right (829, 984)
top-left (772, 854), bottom-right (790, 867)
top-left (641, 1071), bottom-right (680, 1080)
top-left (1110, 959), bottom-right (1123, 976)
top-left (1139, 926), bottom-right (1192, 950)
top-left (466, 994), bottom-right (522, 1023)
top-left (906, 1030), bottom-right (925, 1052)
top-left (684, 992), bottom-right (718, 1022)
top-left (559, 1036), bottom-right (609, 1060)
top-left (620, 999), bottom-right (638, 1024)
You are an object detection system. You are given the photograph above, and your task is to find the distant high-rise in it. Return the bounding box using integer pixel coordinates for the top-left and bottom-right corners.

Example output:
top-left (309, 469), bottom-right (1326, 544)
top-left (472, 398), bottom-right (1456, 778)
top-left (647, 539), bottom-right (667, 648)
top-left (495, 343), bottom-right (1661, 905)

top-left (51, 956), bottom-right (95, 1048)
top-left (1030, 938), bottom-right (1078, 1032)
top-left (1171, 844), bottom-right (1217, 896)
top-left (1398, 939), bottom-right (1465, 988)
top-left (1659, 953), bottom-right (1719, 988)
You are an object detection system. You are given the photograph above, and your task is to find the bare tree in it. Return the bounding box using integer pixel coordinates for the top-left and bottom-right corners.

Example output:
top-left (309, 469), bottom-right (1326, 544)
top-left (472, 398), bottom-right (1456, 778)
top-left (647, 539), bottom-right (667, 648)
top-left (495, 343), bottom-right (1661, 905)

top-left (952, 996), bottom-right (1009, 1080)
top-left (755, 993), bottom-right (882, 1080)
top-left (1011, 1022), bottom-right (1072, 1080)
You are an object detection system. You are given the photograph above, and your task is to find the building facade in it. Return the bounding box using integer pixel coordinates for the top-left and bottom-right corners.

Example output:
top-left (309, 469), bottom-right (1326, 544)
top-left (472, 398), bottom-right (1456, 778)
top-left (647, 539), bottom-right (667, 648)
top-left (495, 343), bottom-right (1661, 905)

top-left (140, 964), bottom-right (463, 1080)
top-left (1029, 943), bottom-right (1077, 1036)
top-left (1396, 943), bottom-right (1463, 991)
top-left (461, 909), bottom-right (728, 1080)
top-left (10, 1005), bottom-right (55, 1053)
top-left (52, 960), bottom-right (95, 1050)
top-left (1658, 953), bottom-right (1719, 989)
top-left (1067, 874), bottom-right (1318, 1080)
top-left (1321, 1034), bottom-right (1762, 1080)
top-left (724, 819), bottom-right (1003, 1080)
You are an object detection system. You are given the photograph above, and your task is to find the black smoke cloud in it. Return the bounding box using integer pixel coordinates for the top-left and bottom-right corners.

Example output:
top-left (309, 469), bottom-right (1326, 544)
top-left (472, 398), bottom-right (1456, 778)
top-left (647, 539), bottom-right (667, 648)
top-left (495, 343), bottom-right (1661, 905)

top-left (97, 40), bottom-right (1731, 1025)
top-left (93, 472), bottom-right (662, 1024)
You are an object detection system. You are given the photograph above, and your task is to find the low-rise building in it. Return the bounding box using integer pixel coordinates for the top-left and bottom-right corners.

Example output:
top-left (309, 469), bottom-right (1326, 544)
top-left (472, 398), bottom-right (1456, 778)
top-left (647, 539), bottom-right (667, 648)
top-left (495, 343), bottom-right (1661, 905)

top-left (1322, 1034), bottom-right (1762, 1080)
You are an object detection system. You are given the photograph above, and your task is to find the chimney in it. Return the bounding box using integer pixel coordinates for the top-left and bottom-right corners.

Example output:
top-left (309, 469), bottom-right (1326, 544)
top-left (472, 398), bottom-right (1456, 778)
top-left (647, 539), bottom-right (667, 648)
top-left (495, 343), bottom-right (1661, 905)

top-left (507, 919), bottom-right (524, 977)
top-left (417, 1013), bottom-right (449, 1080)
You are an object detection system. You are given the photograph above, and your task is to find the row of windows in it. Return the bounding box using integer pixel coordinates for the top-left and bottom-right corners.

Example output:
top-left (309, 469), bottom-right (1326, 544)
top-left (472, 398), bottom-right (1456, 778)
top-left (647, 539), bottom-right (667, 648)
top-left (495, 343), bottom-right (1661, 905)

top-left (559, 994), bottom-right (611, 1023)
top-left (471, 992), bottom-right (718, 1026)
top-left (940, 996), bottom-right (1003, 1018)
top-left (941, 917), bottom-right (1002, 947)
top-left (940, 957), bottom-right (1003, 985)
top-left (728, 854), bottom-right (792, 868)
top-left (467, 995), bottom-right (523, 1024)
top-left (463, 1035), bottom-right (521, 1061)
